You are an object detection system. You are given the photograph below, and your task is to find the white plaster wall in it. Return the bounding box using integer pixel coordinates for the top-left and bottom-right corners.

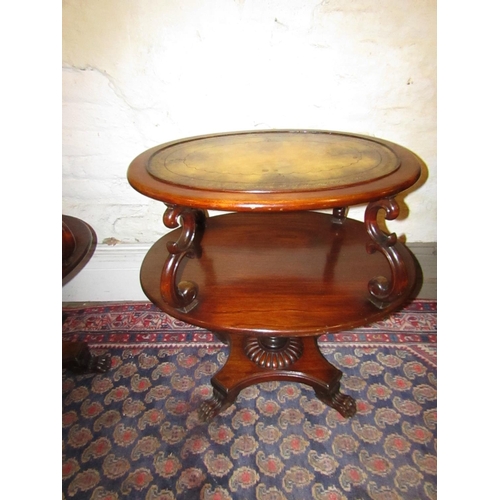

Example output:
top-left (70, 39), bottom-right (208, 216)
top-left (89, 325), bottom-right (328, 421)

top-left (62, 0), bottom-right (436, 244)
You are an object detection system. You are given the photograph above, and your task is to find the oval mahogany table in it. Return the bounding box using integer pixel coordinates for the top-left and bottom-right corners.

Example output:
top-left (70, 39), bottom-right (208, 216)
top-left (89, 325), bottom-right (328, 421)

top-left (127, 130), bottom-right (423, 420)
top-left (62, 215), bottom-right (111, 373)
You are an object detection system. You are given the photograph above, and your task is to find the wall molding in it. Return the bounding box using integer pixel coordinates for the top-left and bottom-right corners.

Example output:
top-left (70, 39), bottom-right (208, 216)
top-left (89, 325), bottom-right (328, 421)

top-left (62, 243), bottom-right (152, 302)
top-left (62, 242), bottom-right (437, 303)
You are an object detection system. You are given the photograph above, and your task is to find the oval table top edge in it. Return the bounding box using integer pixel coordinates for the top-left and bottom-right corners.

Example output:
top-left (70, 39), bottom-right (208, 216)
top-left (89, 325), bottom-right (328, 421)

top-left (127, 130), bottom-right (422, 211)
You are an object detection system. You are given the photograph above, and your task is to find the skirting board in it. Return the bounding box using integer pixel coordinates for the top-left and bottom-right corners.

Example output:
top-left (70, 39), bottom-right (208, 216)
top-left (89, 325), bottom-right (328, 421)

top-left (62, 242), bottom-right (437, 302)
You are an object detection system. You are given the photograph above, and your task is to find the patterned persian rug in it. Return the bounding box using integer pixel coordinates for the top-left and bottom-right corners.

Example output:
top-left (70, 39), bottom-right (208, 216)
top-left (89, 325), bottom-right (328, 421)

top-left (62, 300), bottom-right (436, 500)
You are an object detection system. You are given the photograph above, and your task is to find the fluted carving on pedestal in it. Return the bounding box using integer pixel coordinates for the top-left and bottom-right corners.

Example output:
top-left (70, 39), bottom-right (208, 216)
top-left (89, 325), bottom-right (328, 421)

top-left (244, 337), bottom-right (304, 370)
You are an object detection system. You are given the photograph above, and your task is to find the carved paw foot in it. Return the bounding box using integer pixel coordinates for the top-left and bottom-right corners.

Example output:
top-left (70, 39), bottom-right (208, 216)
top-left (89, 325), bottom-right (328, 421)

top-left (331, 392), bottom-right (357, 418)
top-left (63, 342), bottom-right (111, 374)
top-left (199, 397), bottom-right (223, 422)
top-left (316, 387), bottom-right (357, 418)
top-left (87, 354), bottom-right (111, 373)
top-left (199, 389), bottom-right (228, 422)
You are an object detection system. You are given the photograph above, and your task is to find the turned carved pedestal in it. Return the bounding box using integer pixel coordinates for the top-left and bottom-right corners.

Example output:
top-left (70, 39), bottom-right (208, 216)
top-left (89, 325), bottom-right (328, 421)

top-left (127, 130), bottom-right (422, 420)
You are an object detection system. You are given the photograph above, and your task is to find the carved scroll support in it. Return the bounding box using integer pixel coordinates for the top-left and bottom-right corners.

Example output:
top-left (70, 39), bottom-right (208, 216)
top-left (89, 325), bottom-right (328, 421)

top-left (364, 197), bottom-right (408, 309)
top-left (160, 204), bottom-right (207, 313)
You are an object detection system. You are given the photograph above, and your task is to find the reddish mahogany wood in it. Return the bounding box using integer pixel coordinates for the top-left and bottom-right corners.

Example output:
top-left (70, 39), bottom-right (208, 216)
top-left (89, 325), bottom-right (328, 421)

top-left (62, 215), bottom-right (110, 373)
top-left (62, 215), bottom-right (97, 286)
top-left (140, 211), bottom-right (416, 336)
top-left (199, 336), bottom-right (355, 420)
top-left (128, 130), bottom-right (422, 419)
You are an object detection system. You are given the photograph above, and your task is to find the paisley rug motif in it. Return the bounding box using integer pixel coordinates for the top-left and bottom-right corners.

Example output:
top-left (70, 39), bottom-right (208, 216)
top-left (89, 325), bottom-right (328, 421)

top-left (62, 300), bottom-right (436, 499)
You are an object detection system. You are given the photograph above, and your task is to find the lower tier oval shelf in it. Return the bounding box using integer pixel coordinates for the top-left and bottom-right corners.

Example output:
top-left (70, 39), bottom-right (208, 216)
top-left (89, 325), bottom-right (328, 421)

top-left (140, 211), bottom-right (416, 336)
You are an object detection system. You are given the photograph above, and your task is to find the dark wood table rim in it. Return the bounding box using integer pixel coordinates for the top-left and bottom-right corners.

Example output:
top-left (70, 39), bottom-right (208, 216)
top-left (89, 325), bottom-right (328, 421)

top-left (127, 129), bottom-right (422, 212)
